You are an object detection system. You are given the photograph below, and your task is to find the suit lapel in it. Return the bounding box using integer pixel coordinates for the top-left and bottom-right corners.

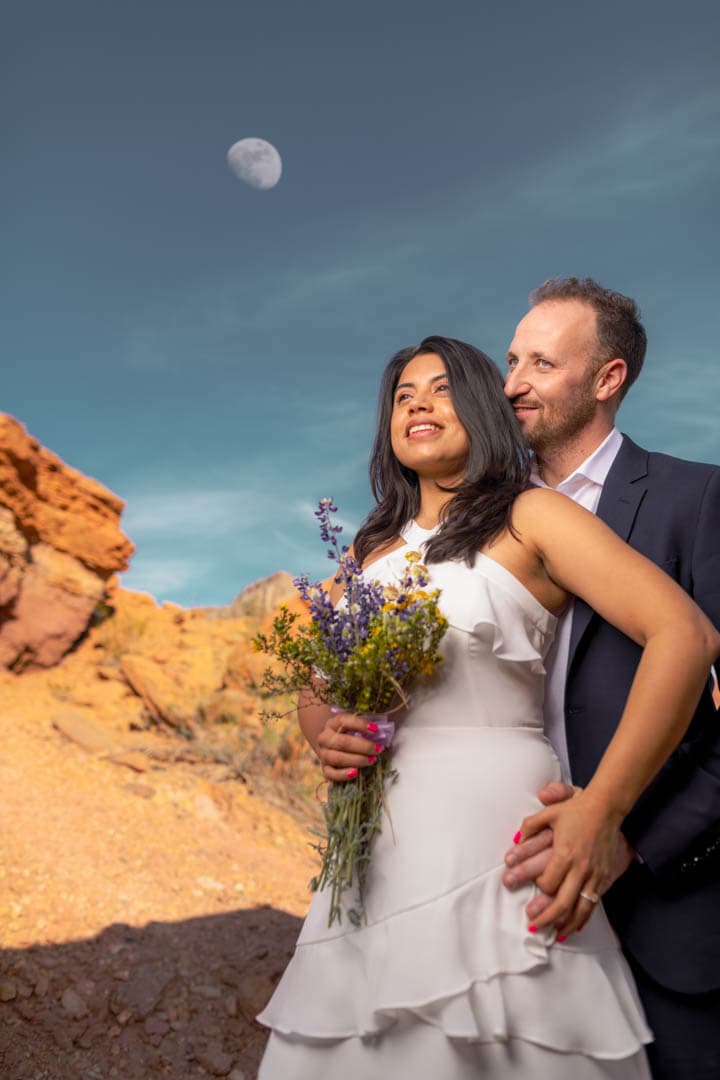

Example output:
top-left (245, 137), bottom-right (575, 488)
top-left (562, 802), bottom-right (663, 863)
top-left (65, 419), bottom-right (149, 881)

top-left (567, 436), bottom-right (649, 669)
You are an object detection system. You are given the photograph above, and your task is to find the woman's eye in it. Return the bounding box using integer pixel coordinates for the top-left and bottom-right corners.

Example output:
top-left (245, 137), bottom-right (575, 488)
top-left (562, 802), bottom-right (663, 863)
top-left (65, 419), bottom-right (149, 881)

top-left (396, 392), bottom-right (411, 404)
top-left (435, 382), bottom-right (450, 393)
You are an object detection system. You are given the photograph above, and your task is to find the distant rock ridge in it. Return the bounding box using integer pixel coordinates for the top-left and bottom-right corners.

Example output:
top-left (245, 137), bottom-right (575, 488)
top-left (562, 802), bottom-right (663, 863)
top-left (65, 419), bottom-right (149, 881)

top-left (203, 570), bottom-right (297, 621)
top-left (0, 414), bottom-right (134, 671)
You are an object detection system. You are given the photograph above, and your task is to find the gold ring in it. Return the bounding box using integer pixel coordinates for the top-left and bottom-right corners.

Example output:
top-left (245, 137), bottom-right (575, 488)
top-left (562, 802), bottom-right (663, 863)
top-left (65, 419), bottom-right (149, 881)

top-left (580, 890), bottom-right (600, 904)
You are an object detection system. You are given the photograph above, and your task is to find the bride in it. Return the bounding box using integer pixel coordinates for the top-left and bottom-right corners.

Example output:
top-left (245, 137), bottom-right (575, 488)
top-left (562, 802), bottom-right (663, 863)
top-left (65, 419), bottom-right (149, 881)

top-left (257, 336), bottom-right (719, 1078)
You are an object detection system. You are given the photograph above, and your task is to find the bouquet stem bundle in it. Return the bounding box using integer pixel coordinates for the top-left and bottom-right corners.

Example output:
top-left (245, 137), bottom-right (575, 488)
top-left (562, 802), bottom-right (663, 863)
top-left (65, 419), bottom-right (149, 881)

top-left (311, 717), bottom-right (396, 927)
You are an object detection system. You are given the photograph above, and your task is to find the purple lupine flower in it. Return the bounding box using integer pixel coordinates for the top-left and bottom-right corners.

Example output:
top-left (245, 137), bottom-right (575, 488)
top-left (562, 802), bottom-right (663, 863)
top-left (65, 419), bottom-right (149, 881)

top-left (300, 503), bottom-right (388, 657)
top-left (294, 572), bottom-right (353, 657)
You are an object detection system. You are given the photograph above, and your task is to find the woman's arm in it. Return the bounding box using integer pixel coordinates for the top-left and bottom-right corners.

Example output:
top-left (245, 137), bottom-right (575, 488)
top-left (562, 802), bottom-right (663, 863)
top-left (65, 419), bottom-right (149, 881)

top-left (513, 488), bottom-right (720, 934)
top-left (297, 686), bottom-right (334, 757)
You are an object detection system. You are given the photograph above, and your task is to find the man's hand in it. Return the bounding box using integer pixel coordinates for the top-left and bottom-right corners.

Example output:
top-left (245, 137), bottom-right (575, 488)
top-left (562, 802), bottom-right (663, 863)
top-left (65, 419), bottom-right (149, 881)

top-left (502, 781), bottom-right (636, 928)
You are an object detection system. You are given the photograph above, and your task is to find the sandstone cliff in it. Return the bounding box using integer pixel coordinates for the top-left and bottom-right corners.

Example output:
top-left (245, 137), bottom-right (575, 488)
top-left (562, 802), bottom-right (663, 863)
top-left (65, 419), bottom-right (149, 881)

top-left (0, 414), bottom-right (133, 670)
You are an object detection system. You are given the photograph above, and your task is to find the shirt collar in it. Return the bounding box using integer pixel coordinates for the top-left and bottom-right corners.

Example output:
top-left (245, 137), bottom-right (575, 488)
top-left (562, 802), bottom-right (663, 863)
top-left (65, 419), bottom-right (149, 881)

top-left (531, 428), bottom-right (623, 490)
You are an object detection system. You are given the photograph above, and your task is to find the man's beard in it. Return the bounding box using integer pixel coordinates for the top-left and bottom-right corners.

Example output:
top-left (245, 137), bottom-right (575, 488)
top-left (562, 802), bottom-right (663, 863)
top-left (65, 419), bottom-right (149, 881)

top-left (523, 384), bottom-right (597, 456)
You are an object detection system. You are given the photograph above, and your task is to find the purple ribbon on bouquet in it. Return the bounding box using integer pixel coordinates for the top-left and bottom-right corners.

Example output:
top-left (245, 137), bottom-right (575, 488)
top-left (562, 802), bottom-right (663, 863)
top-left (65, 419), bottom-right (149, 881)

top-left (330, 706), bottom-right (396, 748)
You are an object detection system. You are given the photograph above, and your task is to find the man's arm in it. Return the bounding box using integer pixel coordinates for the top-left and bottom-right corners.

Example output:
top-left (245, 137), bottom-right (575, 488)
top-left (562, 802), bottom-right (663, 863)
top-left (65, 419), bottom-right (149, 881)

top-left (621, 467), bottom-right (720, 875)
top-left (505, 468), bottom-right (720, 914)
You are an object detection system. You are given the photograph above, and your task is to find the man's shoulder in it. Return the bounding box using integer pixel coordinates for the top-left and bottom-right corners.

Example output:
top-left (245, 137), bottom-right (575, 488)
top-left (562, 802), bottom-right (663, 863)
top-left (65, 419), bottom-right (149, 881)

top-left (645, 449), bottom-right (718, 478)
top-left (615, 435), bottom-right (719, 484)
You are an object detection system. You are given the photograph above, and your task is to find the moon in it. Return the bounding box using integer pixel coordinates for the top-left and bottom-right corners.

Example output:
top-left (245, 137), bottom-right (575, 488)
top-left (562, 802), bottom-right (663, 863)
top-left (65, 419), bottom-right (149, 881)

top-left (226, 137), bottom-right (282, 190)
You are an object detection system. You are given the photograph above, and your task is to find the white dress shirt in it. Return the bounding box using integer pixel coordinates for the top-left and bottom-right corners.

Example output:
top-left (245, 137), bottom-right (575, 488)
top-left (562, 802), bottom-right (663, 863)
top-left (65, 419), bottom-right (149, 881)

top-left (531, 428), bottom-right (624, 779)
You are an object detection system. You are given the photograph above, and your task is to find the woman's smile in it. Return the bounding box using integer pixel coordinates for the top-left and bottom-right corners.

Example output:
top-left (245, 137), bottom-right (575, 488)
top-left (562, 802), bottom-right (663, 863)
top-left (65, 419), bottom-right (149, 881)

top-left (406, 421), bottom-right (443, 439)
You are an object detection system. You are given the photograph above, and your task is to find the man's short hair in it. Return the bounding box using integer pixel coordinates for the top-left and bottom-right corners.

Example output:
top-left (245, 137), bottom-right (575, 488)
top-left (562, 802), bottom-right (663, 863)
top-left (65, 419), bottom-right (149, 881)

top-left (529, 277), bottom-right (647, 399)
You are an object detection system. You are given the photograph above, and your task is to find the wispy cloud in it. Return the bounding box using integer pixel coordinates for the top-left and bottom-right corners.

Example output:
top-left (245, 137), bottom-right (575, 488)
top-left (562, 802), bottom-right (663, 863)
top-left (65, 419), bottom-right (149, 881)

top-left (122, 556), bottom-right (205, 597)
top-left (510, 88), bottom-right (720, 218)
top-left (270, 527), bottom-right (329, 576)
top-left (122, 489), bottom-right (270, 540)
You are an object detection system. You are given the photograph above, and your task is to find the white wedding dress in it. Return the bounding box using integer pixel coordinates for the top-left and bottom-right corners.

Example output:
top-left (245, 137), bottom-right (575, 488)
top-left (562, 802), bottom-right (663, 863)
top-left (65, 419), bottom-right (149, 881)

top-left (257, 521), bottom-right (652, 1078)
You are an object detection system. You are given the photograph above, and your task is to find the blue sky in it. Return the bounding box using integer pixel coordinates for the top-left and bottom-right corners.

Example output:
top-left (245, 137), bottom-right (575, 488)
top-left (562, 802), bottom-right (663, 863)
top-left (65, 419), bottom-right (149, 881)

top-left (3, 1), bottom-right (719, 605)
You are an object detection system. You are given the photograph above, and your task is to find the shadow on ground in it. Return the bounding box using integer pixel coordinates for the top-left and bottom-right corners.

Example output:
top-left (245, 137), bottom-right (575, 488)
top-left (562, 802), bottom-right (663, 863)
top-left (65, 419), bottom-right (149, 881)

top-left (0, 905), bottom-right (302, 1080)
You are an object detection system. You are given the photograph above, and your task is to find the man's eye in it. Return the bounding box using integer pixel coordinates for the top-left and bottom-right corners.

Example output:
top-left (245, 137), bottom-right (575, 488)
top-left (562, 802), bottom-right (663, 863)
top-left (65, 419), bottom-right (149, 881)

top-left (507, 357), bottom-right (517, 368)
top-left (537, 358), bottom-right (552, 369)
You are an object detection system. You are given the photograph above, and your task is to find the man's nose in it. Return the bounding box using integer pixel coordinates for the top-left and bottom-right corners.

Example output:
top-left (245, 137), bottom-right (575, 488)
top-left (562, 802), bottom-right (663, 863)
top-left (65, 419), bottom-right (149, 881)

top-left (504, 364), bottom-right (529, 398)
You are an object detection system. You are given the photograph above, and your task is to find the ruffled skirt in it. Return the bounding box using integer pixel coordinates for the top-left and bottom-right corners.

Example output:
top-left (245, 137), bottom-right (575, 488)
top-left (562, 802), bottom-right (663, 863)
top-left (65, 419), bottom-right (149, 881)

top-left (257, 726), bottom-right (652, 1078)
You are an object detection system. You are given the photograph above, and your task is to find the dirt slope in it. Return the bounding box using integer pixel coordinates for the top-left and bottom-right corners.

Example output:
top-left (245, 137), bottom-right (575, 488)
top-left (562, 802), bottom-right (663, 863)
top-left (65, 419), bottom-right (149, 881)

top-left (0, 644), bottom-right (317, 1079)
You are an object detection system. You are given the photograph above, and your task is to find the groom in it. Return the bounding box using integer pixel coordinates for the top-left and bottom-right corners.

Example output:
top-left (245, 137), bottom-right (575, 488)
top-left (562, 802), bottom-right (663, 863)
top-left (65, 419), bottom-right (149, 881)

top-left (502, 277), bottom-right (720, 1079)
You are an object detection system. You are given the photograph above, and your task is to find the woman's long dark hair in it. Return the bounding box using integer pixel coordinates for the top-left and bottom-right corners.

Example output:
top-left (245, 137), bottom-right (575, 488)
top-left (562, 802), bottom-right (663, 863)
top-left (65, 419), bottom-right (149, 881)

top-left (353, 336), bottom-right (531, 567)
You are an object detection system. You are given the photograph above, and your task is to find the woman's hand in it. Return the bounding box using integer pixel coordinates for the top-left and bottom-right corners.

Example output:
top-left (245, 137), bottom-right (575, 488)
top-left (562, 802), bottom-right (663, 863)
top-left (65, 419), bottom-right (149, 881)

top-left (517, 790), bottom-right (624, 936)
top-left (316, 711), bottom-right (383, 782)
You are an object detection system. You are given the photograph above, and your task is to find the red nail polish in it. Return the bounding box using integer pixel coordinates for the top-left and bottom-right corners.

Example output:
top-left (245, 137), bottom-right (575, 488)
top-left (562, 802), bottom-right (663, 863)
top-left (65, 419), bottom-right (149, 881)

top-left (367, 756), bottom-right (377, 765)
top-left (346, 768), bottom-right (358, 778)
top-left (577, 922), bottom-right (586, 932)
top-left (374, 743), bottom-right (383, 753)
top-left (528, 925), bottom-right (538, 933)
top-left (366, 722), bottom-right (379, 733)
top-left (513, 831), bottom-right (522, 844)
top-left (556, 934), bottom-right (568, 943)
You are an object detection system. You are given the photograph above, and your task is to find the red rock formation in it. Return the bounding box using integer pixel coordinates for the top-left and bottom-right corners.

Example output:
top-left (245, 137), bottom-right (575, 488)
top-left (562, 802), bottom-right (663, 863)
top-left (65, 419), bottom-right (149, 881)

top-left (0, 414), bottom-right (133, 670)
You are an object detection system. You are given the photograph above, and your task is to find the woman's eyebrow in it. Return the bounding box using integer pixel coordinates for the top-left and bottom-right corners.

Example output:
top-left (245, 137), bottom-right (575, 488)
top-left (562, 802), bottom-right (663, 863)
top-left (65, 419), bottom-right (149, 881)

top-left (395, 373), bottom-right (447, 391)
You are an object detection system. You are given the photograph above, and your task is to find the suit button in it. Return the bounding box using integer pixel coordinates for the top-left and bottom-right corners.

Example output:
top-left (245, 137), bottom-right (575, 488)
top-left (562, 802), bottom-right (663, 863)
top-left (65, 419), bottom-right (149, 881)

top-left (566, 706), bottom-right (583, 716)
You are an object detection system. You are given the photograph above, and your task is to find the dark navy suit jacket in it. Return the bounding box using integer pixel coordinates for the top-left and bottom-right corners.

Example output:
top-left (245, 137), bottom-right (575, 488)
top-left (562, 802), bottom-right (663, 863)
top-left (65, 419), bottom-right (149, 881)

top-left (565, 435), bottom-right (720, 993)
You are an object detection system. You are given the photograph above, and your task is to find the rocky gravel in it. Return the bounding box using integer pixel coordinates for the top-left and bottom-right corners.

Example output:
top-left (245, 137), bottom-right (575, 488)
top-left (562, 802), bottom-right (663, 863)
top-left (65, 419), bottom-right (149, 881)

top-left (1, 910), bottom-right (301, 1079)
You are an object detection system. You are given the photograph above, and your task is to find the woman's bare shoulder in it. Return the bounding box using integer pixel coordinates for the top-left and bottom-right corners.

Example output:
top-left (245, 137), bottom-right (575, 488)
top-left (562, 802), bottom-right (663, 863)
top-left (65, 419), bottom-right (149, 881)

top-left (513, 486), bottom-right (588, 523)
top-left (510, 487), bottom-right (598, 556)
top-left (511, 486), bottom-right (561, 525)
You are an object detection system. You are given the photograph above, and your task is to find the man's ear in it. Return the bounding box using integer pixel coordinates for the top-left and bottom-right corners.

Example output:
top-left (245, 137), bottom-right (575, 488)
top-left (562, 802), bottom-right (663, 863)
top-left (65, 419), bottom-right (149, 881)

top-left (595, 358), bottom-right (627, 403)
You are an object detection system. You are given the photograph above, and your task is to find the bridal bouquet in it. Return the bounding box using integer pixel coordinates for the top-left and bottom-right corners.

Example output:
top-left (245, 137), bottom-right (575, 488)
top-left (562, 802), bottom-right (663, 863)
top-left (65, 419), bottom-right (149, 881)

top-left (253, 498), bottom-right (447, 926)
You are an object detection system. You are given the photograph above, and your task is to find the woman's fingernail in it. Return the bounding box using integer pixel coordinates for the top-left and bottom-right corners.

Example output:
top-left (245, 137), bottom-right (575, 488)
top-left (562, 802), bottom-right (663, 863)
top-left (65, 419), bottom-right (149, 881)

top-left (556, 934), bottom-right (568, 943)
top-left (366, 722), bottom-right (379, 733)
top-left (505, 872), bottom-right (517, 888)
top-left (528, 925), bottom-right (539, 933)
top-left (513, 831), bottom-right (522, 844)
top-left (577, 922), bottom-right (586, 932)
top-left (374, 743), bottom-right (384, 753)
top-left (367, 756), bottom-right (377, 765)
top-left (346, 768), bottom-right (358, 778)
